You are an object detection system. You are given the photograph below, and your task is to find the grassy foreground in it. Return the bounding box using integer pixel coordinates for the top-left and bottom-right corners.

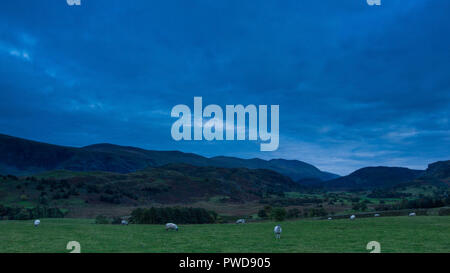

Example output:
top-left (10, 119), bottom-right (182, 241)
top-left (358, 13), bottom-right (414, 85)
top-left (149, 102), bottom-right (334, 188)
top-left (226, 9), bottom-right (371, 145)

top-left (0, 216), bottom-right (449, 253)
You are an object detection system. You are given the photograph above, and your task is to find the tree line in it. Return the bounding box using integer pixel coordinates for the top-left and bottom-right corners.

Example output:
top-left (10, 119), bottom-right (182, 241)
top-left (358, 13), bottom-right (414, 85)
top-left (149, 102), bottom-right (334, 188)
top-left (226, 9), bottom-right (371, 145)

top-left (0, 205), bottom-right (66, 220)
top-left (376, 194), bottom-right (450, 211)
top-left (130, 207), bottom-right (218, 224)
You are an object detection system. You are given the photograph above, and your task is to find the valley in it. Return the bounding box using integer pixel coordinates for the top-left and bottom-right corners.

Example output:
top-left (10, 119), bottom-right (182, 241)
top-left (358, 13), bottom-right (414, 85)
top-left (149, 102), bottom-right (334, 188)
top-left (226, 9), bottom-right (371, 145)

top-left (0, 134), bottom-right (448, 221)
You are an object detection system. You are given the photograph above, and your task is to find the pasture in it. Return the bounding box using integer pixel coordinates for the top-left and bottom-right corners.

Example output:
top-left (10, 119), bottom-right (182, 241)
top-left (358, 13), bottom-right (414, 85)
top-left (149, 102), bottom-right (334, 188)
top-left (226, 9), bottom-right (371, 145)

top-left (0, 216), bottom-right (449, 253)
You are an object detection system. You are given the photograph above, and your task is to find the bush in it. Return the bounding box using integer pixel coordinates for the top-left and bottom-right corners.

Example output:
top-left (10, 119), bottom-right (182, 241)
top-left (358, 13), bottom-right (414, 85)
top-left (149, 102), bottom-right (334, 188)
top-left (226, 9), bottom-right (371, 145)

top-left (257, 209), bottom-right (268, 218)
top-left (111, 216), bottom-right (123, 225)
top-left (260, 197), bottom-right (322, 206)
top-left (287, 208), bottom-right (300, 219)
top-left (100, 194), bottom-right (121, 204)
top-left (87, 185), bottom-right (100, 193)
top-left (270, 207), bottom-right (287, 221)
top-left (15, 209), bottom-right (30, 220)
top-left (438, 208), bottom-right (450, 216)
top-left (304, 207), bottom-right (328, 217)
top-left (130, 207), bottom-right (217, 224)
top-left (95, 215), bottom-right (110, 224)
top-left (0, 205), bottom-right (65, 220)
top-left (376, 195), bottom-right (450, 211)
top-left (263, 205), bottom-right (272, 215)
top-left (38, 194), bottom-right (49, 205)
top-left (352, 201), bottom-right (368, 211)
top-left (7, 175), bottom-right (18, 180)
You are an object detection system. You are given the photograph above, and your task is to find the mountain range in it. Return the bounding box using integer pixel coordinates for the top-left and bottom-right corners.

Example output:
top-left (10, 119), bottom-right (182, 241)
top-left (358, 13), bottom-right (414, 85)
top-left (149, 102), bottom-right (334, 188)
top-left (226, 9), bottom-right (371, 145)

top-left (1, 133), bottom-right (448, 191)
top-left (299, 161), bottom-right (449, 190)
top-left (0, 133), bottom-right (338, 181)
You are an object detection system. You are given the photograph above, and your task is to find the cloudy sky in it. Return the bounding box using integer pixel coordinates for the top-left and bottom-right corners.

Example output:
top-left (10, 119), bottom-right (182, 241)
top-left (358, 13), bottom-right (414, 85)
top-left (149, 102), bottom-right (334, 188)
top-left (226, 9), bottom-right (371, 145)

top-left (0, 0), bottom-right (449, 175)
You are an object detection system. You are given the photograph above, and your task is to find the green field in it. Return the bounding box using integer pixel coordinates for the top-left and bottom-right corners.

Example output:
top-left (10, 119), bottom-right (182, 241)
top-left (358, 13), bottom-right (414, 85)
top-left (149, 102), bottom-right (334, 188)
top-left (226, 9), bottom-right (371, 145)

top-left (1, 216), bottom-right (449, 253)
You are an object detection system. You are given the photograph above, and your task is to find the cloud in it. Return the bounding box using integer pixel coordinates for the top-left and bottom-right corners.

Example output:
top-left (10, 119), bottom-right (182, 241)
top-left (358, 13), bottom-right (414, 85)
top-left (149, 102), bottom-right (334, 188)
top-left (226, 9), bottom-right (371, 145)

top-left (9, 49), bottom-right (31, 61)
top-left (0, 0), bottom-right (448, 174)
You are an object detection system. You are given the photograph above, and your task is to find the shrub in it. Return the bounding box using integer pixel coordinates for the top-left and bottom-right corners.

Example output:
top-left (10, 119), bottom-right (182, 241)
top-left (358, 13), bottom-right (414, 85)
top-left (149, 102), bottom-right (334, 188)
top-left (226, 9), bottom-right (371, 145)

top-left (287, 208), bottom-right (300, 219)
top-left (0, 205), bottom-right (65, 219)
top-left (7, 175), bottom-right (18, 180)
top-left (100, 194), bottom-right (121, 204)
top-left (270, 207), bottom-right (287, 221)
top-left (352, 201), bottom-right (368, 211)
top-left (95, 215), bottom-right (110, 224)
top-left (130, 207), bottom-right (217, 224)
top-left (438, 208), bottom-right (450, 216)
top-left (257, 209), bottom-right (268, 218)
top-left (111, 216), bottom-right (123, 225)
top-left (263, 205), bottom-right (272, 215)
top-left (304, 207), bottom-right (328, 217)
top-left (87, 185), bottom-right (100, 193)
top-left (38, 194), bottom-right (49, 205)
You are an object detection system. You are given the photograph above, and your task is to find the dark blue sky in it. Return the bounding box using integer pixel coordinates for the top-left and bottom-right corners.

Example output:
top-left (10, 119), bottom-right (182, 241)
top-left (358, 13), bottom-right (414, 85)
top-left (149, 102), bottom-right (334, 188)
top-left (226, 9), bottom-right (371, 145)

top-left (0, 0), bottom-right (449, 175)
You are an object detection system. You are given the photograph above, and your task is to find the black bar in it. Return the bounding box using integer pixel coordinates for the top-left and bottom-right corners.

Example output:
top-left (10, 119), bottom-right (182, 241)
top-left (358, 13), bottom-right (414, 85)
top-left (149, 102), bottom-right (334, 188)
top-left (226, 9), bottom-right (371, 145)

top-left (1, 253), bottom-right (447, 272)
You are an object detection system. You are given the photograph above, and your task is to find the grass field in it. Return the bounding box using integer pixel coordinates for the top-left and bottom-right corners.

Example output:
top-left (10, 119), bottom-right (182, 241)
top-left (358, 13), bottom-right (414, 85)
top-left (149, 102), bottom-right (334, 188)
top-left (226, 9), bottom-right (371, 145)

top-left (0, 216), bottom-right (449, 253)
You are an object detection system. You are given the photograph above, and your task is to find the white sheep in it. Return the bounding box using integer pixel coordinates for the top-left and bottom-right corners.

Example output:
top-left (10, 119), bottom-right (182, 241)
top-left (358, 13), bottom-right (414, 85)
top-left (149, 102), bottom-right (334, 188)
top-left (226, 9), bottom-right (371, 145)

top-left (327, 217), bottom-right (332, 220)
top-left (274, 225), bottom-right (282, 239)
top-left (236, 219), bottom-right (246, 224)
top-left (121, 220), bottom-right (128, 225)
top-left (34, 219), bottom-right (40, 227)
top-left (350, 215), bottom-right (356, 220)
top-left (409, 212), bottom-right (416, 216)
top-left (165, 223), bottom-right (178, 231)
top-left (374, 214), bottom-right (380, 217)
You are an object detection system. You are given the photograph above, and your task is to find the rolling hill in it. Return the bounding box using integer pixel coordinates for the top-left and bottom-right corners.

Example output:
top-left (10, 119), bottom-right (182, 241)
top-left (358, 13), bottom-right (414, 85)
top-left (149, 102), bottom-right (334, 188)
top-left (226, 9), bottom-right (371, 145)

top-left (321, 166), bottom-right (425, 190)
top-left (0, 163), bottom-right (303, 206)
top-left (0, 133), bottom-right (338, 181)
top-left (408, 160), bottom-right (450, 187)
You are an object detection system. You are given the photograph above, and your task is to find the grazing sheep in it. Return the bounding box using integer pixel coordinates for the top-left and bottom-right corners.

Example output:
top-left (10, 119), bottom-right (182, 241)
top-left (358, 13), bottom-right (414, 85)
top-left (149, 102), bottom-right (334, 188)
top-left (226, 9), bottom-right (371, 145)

top-left (374, 214), bottom-right (380, 217)
top-left (165, 223), bottom-right (178, 231)
top-left (34, 219), bottom-right (40, 227)
top-left (409, 212), bottom-right (416, 216)
top-left (236, 219), bottom-right (246, 224)
top-left (121, 220), bottom-right (128, 225)
top-left (274, 225), bottom-right (282, 239)
top-left (327, 217), bottom-right (332, 220)
top-left (350, 215), bottom-right (356, 220)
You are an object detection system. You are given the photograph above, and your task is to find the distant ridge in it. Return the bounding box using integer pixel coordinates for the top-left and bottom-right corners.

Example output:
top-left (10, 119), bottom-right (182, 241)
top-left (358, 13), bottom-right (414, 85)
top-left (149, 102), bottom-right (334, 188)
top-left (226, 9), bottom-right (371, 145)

top-left (0, 133), bottom-right (338, 181)
top-left (320, 161), bottom-right (450, 190)
top-left (414, 160), bottom-right (450, 186)
top-left (320, 166), bottom-right (425, 190)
